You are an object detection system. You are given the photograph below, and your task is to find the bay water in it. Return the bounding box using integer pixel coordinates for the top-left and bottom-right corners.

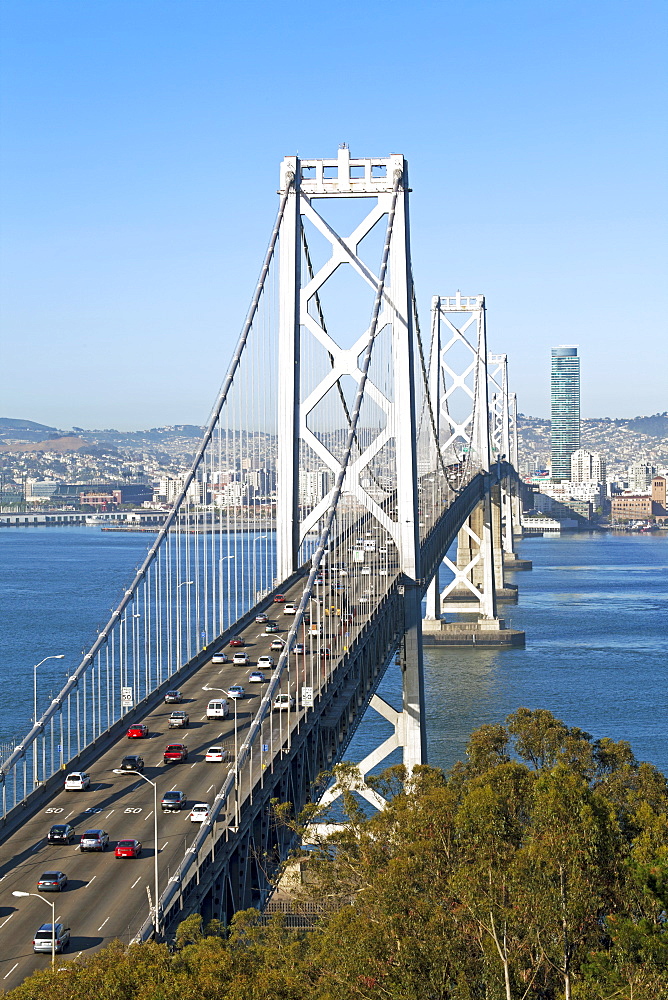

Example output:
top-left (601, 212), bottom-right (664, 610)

top-left (1, 527), bottom-right (666, 774)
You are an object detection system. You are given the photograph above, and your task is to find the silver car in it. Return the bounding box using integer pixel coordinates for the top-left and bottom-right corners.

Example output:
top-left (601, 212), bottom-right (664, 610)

top-left (79, 828), bottom-right (109, 852)
top-left (33, 922), bottom-right (70, 953)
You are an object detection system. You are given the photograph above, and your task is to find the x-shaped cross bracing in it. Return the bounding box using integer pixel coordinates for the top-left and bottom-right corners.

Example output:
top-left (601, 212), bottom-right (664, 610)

top-left (297, 193), bottom-right (404, 547)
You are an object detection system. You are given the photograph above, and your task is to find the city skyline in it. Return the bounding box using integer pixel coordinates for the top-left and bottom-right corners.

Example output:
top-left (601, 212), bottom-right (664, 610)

top-left (1, 1), bottom-right (666, 430)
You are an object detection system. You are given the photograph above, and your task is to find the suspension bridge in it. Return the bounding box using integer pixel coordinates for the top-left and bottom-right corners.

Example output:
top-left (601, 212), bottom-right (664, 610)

top-left (0, 148), bottom-right (529, 985)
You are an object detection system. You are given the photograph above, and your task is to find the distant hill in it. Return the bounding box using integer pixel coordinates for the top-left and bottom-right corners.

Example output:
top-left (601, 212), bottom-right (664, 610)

top-left (0, 417), bottom-right (57, 433)
top-left (0, 436), bottom-right (89, 454)
top-left (624, 412), bottom-right (668, 438)
top-left (0, 417), bottom-right (59, 443)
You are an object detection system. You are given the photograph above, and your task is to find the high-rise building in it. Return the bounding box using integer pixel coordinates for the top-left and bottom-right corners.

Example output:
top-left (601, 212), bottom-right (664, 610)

top-left (550, 346), bottom-right (580, 482)
top-left (628, 461), bottom-right (656, 492)
top-left (570, 448), bottom-right (606, 484)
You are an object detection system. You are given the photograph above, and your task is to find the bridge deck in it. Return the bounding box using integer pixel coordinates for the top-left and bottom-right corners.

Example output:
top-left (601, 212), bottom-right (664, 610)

top-left (0, 564), bottom-right (399, 989)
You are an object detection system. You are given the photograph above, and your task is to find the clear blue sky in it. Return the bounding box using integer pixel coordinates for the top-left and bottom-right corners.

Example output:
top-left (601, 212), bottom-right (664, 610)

top-left (1, 0), bottom-right (666, 430)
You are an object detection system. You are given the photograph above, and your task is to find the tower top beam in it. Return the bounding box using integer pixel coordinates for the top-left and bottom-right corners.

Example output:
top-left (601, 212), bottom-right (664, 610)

top-left (280, 149), bottom-right (406, 196)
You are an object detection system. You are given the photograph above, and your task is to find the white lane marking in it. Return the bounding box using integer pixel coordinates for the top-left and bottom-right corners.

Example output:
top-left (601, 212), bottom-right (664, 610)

top-left (207, 785), bottom-right (214, 793)
top-left (131, 876), bottom-right (141, 888)
top-left (169, 784), bottom-right (177, 792)
top-left (3, 962), bottom-right (18, 979)
top-left (97, 917), bottom-right (109, 931)
top-left (160, 841), bottom-right (168, 851)
top-left (94, 783), bottom-right (103, 791)
top-left (105, 810), bottom-right (114, 818)
top-left (86, 875), bottom-right (97, 887)
top-left (0, 875), bottom-right (5, 882)
top-left (200, 715), bottom-right (206, 721)
top-left (0, 914), bottom-right (14, 930)
top-left (31, 843), bottom-right (42, 853)
top-left (190, 762), bottom-right (196, 768)
top-left (76, 951), bottom-right (83, 959)
top-left (65, 811), bottom-right (74, 819)
top-left (144, 810), bottom-right (154, 822)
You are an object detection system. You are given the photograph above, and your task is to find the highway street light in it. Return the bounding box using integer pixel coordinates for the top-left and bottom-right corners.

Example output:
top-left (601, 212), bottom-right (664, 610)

top-left (12, 890), bottom-right (56, 966)
top-left (33, 655), bottom-right (64, 787)
top-left (113, 768), bottom-right (160, 937)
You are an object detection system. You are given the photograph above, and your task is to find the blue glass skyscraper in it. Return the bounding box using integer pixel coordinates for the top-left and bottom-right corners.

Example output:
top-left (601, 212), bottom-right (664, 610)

top-left (551, 346), bottom-right (580, 481)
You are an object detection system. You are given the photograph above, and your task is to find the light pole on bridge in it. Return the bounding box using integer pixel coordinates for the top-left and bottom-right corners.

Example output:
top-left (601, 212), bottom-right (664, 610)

top-left (113, 768), bottom-right (160, 937)
top-left (13, 890), bottom-right (56, 966)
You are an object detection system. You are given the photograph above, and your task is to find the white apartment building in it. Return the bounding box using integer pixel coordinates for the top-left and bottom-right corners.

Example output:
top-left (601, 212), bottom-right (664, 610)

top-left (213, 482), bottom-right (248, 507)
top-left (570, 449), bottom-right (606, 484)
top-left (627, 461), bottom-right (657, 493)
top-left (156, 476), bottom-right (207, 505)
top-left (299, 469), bottom-right (332, 506)
top-left (538, 480), bottom-right (605, 506)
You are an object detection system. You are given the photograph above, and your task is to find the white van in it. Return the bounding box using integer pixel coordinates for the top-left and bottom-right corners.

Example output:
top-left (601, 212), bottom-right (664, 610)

top-left (206, 699), bottom-right (229, 720)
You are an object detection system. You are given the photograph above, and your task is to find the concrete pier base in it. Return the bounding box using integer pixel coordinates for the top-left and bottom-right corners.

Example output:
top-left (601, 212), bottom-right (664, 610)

top-left (422, 618), bottom-right (525, 648)
top-left (503, 552), bottom-right (533, 571)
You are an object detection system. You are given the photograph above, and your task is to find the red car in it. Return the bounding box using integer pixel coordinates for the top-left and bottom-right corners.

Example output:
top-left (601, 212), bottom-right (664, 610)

top-left (163, 743), bottom-right (189, 764)
top-left (115, 839), bottom-right (142, 858)
top-left (228, 636), bottom-right (245, 647)
top-left (126, 723), bottom-right (149, 739)
top-left (273, 594), bottom-right (286, 603)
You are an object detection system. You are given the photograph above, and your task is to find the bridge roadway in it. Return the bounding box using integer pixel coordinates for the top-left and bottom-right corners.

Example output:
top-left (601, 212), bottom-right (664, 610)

top-left (0, 471), bottom-right (499, 990)
top-left (0, 566), bottom-right (372, 993)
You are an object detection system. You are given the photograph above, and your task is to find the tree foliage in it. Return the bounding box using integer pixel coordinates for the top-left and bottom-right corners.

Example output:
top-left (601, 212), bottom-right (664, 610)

top-left (9, 709), bottom-right (668, 1000)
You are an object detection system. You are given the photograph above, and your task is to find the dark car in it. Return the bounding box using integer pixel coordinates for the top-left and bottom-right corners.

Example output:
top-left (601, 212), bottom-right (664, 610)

top-left (164, 690), bottom-right (183, 704)
top-left (161, 790), bottom-right (187, 811)
top-left (163, 743), bottom-right (188, 764)
top-left (47, 823), bottom-right (75, 845)
top-left (119, 754), bottom-right (145, 772)
top-left (115, 839), bottom-right (142, 858)
top-left (79, 829), bottom-right (109, 852)
top-left (265, 622), bottom-right (280, 633)
top-left (37, 871), bottom-right (68, 892)
top-left (168, 710), bottom-right (190, 728)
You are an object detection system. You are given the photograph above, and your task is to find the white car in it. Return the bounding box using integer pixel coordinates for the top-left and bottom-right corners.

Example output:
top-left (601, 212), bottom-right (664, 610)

top-left (64, 771), bottom-right (90, 791)
top-left (270, 638), bottom-right (284, 650)
top-left (283, 603), bottom-right (297, 614)
top-left (257, 655), bottom-right (274, 668)
top-left (189, 803), bottom-right (211, 823)
top-left (273, 693), bottom-right (295, 711)
top-left (205, 746), bottom-right (231, 763)
top-left (232, 652), bottom-right (250, 665)
top-left (228, 685), bottom-right (245, 699)
top-left (212, 652), bottom-right (229, 664)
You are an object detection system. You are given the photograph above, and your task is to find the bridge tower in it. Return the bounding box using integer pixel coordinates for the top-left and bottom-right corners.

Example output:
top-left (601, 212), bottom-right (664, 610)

top-left (275, 147), bottom-right (426, 770)
top-left (423, 295), bottom-right (523, 642)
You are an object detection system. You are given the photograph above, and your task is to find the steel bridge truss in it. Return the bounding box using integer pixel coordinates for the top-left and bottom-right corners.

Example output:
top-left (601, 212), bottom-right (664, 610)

top-left (1, 151), bottom-right (523, 945)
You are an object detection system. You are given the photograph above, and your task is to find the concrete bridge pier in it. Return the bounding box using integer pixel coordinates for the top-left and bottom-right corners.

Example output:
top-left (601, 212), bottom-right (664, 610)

top-left (422, 494), bottom-right (525, 648)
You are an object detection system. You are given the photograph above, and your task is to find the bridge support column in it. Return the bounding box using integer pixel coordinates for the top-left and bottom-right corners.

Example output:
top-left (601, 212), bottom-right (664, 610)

top-left (401, 585), bottom-right (427, 767)
top-left (491, 484), bottom-right (518, 602)
top-left (276, 156), bottom-right (301, 582)
top-left (439, 498), bottom-right (498, 617)
top-left (426, 487), bottom-right (525, 646)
